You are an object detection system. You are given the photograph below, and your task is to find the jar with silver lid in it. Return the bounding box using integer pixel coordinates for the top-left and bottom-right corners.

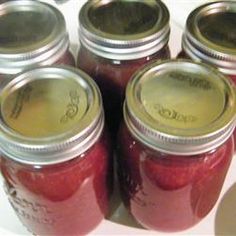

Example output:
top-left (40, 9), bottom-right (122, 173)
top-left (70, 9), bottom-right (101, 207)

top-left (117, 60), bottom-right (236, 232)
top-left (181, 1), bottom-right (236, 83)
top-left (180, 1), bottom-right (236, 150)
top-left (0, 0), bottom-right (75, 80)
top-left (77, 0), bottom-right (170, 136)
top-left (0, 66), bottom-right (112, 235)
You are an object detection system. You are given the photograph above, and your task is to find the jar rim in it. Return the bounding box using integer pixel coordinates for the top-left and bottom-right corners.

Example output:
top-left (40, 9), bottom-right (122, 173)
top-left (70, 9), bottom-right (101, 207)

top-left (0, 66), bottom-right (104, 165)
top-left (79, 0), bottom-right (170, 60)
top-left (125, 59), bottom-right (236, 155)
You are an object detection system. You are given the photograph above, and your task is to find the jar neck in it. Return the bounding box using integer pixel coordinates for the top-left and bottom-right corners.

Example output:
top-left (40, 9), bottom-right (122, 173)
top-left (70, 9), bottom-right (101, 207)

top-left (79, 26), bottom-right (170, 61)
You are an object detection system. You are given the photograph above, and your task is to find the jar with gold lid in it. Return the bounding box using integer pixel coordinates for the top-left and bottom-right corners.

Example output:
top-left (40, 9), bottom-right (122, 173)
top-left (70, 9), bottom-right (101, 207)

top-left (77, 0), bottom-right (170, 136)
top-left (0, 0), bottom-right (75, 81)
top-left (0, 66), bottom-right (112, 235)
top-left (117, 60), bottom-right (236, 232)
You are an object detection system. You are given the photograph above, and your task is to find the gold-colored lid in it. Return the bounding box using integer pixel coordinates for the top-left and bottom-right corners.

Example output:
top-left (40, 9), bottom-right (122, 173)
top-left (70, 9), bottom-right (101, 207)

top-left (125, 60), bottom-right (236, 155)
top-left (0, 0), bottom-right (69, 74)
top-left (79, 0), bottom-right (170, 60)
top-left (183, 1), bottom-right (236, 74)
top-left (0, 66), bottom-right (103, 165)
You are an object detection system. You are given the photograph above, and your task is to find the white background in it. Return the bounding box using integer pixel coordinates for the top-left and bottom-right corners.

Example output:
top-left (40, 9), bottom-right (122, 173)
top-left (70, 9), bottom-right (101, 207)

top-left (0, 0), bottom-right (236, 235)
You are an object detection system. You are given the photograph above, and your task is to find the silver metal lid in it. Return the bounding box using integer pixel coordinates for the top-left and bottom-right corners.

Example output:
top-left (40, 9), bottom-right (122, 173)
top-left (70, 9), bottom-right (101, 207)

top-left (79, 0), bottom-right (170, 60)
top-left (0, 66), bottom-right (104, 165)
top-left (125, 60), bottom-right (236, 155)
top-left (0, 0), bottom-right (69, 75)
top-left (182, 1), bottom-right (236, 75)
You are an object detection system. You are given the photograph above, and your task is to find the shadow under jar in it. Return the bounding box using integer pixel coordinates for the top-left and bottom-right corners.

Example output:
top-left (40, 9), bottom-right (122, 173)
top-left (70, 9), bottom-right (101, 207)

top-left (179, 1), bottom-right (236, 148)
top-left (77, 0), bottom-right (170, 138)
top-left (0, 66), bottom-right (112, 235)
top-left (0, 0), bottom-right (75, 82)
top-left (117, 60), bottom-right (236, 232)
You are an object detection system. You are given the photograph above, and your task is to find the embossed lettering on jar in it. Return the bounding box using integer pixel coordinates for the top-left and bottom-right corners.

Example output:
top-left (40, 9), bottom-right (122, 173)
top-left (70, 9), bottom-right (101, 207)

top-left (0, 66), bottom-right (112, 236)
top-left (0, 0), bottom-right (75, 81)
top-left (117, 60), bottom-right (236, 232)
top-left (77, 0), bottom-right (170, 136)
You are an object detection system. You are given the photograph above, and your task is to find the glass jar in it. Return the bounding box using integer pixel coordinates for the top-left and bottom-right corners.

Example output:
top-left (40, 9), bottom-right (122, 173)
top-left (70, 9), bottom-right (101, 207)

top-left (0, 0), bottom-right (75, 82)
top-left (0, 66), bottom-right (112, 235)
top-left (77, 0), bottom-right (170, 136)
top-left (117, 60), bottom-right (236, 232)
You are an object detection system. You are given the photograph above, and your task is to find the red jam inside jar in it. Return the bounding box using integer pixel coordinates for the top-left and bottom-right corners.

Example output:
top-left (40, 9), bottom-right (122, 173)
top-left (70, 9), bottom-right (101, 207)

top-left (0, 66), bottom-right (112, 235)
top-left (117, 60), bottom-right (236, 232)
top-left (0, 1), bottom-right (75, 80)
top-left (77, 0), bottom-right (170, 136)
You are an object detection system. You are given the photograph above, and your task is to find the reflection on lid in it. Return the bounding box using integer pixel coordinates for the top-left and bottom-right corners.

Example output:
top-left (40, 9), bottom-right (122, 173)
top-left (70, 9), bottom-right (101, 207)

top-left (198, 12), bottom-right (236, 49)
top-left (2, 78), bottom-right (88, 138)
top-left (88, 1), bottom-right (158, 35)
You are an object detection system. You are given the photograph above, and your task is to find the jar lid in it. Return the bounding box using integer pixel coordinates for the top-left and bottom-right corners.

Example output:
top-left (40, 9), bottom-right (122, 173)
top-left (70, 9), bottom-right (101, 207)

top-left (79, 0), bottom-right (170, 60)
top-left (182, 1), bottom-right (236, 75)
top-left (0, 0), bottom-right (69, 75)
top-left (125, 60), bottom-right (236, 155)
top-left (0, 66), bottom-right (104, 165)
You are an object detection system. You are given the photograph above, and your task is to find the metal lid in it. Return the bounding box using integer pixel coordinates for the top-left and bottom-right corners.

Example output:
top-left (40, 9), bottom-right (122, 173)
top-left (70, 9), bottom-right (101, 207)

top-left (125, 60), bottom-right (236, 155)
top-left (0, 66), bottom-right (104, 165)
top-left (79, 0), bottom-right (170, 60)
top-left (182, 1), bottom-right (236, 75)
top-left (0, 0), bottom-right (69, 75)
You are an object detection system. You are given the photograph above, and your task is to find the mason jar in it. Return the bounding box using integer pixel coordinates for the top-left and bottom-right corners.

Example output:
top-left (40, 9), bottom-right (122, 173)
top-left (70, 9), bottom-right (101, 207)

top-left (0, 0), bottom-right (75, 82)
top-left (77, 0), bottom-right (170, 137)
top-left (117, 60), bottom-right (236, 232)
top-left (0, 66), bottom-right (112, 235)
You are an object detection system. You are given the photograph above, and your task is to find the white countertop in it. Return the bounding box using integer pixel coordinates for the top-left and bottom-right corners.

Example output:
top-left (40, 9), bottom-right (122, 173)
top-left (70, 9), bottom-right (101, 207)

top-left (0, 1), bottom-right (235, 235)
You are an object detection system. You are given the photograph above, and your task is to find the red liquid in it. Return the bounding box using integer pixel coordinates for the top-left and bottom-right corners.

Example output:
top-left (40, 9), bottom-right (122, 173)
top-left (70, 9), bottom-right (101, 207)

top-left (57, 50), bottom-right (75, 67)
top-left (0, 131), bottom-right (112, 236)
top-left (117, 124), bottom-right (234, 232)
top-left (77, 46), bottom-right (170, 137)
